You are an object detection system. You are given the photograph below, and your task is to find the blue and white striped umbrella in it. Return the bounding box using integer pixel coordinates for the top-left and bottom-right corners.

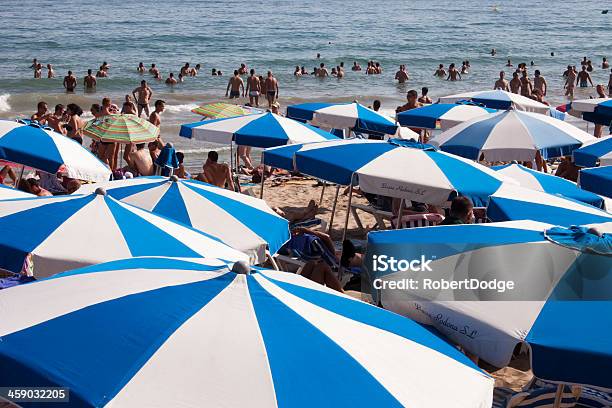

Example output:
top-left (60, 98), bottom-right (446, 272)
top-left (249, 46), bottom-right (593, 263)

top-left (487, 184), bottom-right (612, 226)
top-left (287, 102), bottom-right (399, 135)
top-left (0, 257), bottom-right (494, 408)
top-left (573, 136), bottom-right (612, 167)
top-left (0, 190), bottom-right (248, 277)
top-left (0, 184), bottom-right (32, 200)
top-left (0, 120), bottom-right (111, 182)
top-left (431, 110), bottom-right (595, 161)
top-left (438, 90), bottom-right (551, 113)
top-left (493, 163), bottom-right (605, 208)
top-left (77, 176), bottom-right (290, 263)
top-left (265, 138), bottom-right (511, 206)
top-left (397, 104), bottom-right (496, 130)
top-left (567, 98), bottom-right (612, 126)
top-left (366, 220), bottom-right (612, 388)
top-left (179, 112), bottom-right (338, 148)
top-left (579, 166), bottom-right (612, 198)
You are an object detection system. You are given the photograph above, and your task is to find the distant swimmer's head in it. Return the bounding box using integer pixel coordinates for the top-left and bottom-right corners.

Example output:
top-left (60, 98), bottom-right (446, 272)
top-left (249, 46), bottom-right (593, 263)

top-left (320, 63), bottom-right (325, 68)
top-left (88, 69), bottom-right (92, 75)
top-left (151, 63), bottom-right (156, 68)
top-left (169, 73), bottom-right (174, 78)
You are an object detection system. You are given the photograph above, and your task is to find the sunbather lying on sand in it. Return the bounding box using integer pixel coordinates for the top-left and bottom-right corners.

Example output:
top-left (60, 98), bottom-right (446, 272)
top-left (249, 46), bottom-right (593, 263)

top-left (274, 199), bottom-right (318, 223)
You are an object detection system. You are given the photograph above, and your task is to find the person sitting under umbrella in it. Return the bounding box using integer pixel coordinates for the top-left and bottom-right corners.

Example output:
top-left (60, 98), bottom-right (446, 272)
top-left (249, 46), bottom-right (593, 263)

top-left (195, 151), bottom-right (234, 190)
top-left (439, 196), bottom-right (474, 225)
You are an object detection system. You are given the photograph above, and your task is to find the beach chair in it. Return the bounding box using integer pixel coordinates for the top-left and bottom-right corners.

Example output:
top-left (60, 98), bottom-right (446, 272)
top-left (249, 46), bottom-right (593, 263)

top-left (350, 202), bottom-right (394, 232)
top-left (492, 383), bottom-right (579, 407)
top-left (532, 378), bottom-right (612, 408)
top-left (399, 213), bottom-right (445, 228)
top-left (291, 218), bottom-right (328, 232)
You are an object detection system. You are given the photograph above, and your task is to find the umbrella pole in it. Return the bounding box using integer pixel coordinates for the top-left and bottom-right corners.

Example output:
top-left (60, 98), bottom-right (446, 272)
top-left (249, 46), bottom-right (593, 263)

top-left (318, 181), bottom-right (327, 206)
top-left (341, 175), bottom-right (355, 243)
top-left (396, 199), bottom-right (405, 229)
top-left (327, 184), bottom-right (341, 234)
top-left (14, 165), bottom-right (25, 188)
top-left (259, 153), bottom-right (265, 199)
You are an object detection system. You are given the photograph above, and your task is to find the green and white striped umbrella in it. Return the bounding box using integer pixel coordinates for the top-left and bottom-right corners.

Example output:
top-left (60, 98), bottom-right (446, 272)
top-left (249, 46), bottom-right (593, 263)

top-left (83, 114), bottom-right (159, 144)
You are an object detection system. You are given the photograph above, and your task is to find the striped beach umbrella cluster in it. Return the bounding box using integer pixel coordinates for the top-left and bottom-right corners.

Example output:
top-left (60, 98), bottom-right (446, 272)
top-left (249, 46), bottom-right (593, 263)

top-left (487, 184), bottom-right (612, 226)
top-left (180, 112), bottom-right (338, 148)
top-left (438, 90), bottom-right (551, 113)
top-left (0, 257), bottom-right (494, 408)
top-left (77, 176), bottom-right (290, 263)
top-left (287, 102), bottom-right (399, 135)
top-left (366, 220), bottom-right (612, 388)
top-left (83, 114), bottom-right (159, 144)
top-left (0, 120), bottom-right (111, 182)
top-left (493, 163), bottom-right (604, 208)
top-left (431, 110), bottom-right (595, 161)
top-left (573, 136), bottom-right (612, 167)
top-left (579, 166), bottom-right (612, 198)
top-left (397, 103), bottom-right (496, 130)
top-left (264, 138), bottom-right (510, 206)
top-left (191, 102), bottom-right (253, 118)
top-left (0, 190), bottom-right (248, 277)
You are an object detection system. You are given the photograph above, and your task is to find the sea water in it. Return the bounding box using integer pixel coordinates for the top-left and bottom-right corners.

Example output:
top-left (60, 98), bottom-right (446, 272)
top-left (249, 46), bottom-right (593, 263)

top-left (0, 0), bottom-right (610, 165)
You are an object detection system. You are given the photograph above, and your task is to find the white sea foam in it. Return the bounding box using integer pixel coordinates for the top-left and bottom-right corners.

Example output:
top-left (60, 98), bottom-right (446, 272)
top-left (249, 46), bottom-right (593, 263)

top-left (0, 94), bottom-right (11, 112)
top-left (164, 103), bottom-right (199, 114)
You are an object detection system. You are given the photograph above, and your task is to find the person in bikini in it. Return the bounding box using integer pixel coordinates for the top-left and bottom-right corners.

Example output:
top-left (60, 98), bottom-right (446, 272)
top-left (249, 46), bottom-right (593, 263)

top-left (132, 80), bottom-right (153, 118)
top-left (245, 69), bottom-right (261, 107)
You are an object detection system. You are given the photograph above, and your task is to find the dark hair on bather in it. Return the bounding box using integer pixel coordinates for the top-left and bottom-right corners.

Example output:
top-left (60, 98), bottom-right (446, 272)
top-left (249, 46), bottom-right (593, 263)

top-left (450, 196), bottom-right (473, 219)
top-left (407, 90), bottom-right (418, 98)
top-left (66, 103), bottom-right (83, 116)
top-left (176, 152), bottom-right (184, 164)
top-left (208, 150), bottom-right (219, 162)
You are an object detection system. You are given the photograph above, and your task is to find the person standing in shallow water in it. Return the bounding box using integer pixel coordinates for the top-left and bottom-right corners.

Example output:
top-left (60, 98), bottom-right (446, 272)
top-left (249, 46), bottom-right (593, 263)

top-left (265, 71), bottom-right (279, 107)
top-left (446, 64), bottom-right (461, 81)
top-left (226, 70), bottom-right (244, 99)
top-left (245, 69), bottom-right (261, 107)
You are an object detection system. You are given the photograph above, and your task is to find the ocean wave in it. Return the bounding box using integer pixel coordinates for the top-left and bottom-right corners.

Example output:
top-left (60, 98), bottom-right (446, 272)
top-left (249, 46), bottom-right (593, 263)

top-left (0, 94), bottom-right (11, 113)
top-left (164, 103), bottom-right (199, 114)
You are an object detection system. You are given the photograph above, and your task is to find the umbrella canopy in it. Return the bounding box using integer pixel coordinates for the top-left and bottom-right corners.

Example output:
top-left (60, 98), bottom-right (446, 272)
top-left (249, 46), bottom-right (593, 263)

top-left (77, 176), bottom-right (290, 263)
top-left (579, 166), bottom-right (612, 198)
top-left (493, 163), bottom-right (604, 208)
top-left (0, 184), bottom-right (32, 200)
top-left (0, 120), bottom-right (111, 182)
top-left (365, 220), bottom-right (612, 388)
top-left (191, 102), bottom-right (252, 118)
top-left (287, 102), bottom-right (399, 135)
top-left (179, 112), bottom-right (339, 148)
top-left (397, 104), bottom-right (496, 130)
top-left (573, 136), bottom-right (612, 167)
top-left (438, 90), bottom-right (551, 113)
top-left (0, 256), bottom-right (494, 408)
top-left (571, 97), bottom-right (612, 116)
top-left (555, 102), bottom-right (581, 118)
top-left (431, 110), bottom-right (595, 161)
top-left (487, 184), bottom-right (612, 226)
top-left (265, 138), bottom-right (510, 206)
top-left (0, 190), bottom-right (248, 277)
top-left (82, 114), bottom-right (159, 144)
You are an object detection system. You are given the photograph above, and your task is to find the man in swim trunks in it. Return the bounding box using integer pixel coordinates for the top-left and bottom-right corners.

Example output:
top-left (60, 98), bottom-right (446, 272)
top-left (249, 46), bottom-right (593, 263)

top-left (565, 67), bottom-right (577, 99)
top-left (265, 71), bottom-right (279, 107)
top-left (165, 73), bottom-right (177, 85)
top-left (533, 70), bottom-right (547, 96)
top-left (132, 80), bottom-right (153, 118)
top-left (394, 65), bottom-right (409, 83)
top-left (494, 71), bottom-right (510, 91)
top-left (149, 100), bottom-right (165, 127)
top-left (84, 69), bottom-right (97, 91)
top-left (576, 66), bottom-right (594, 88)
top-left (434, 64), bottom-right (446, 78)
top-left (519, 70), bottom-right (533, 97)
top-left (245, 69), bottom-right (261, 107)
top-left (63, 71), bottom-right (77, 93)
top-left (226, 70), bottom-right (244, 99)
top-left (509, 72), bottom-right (521, 94)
